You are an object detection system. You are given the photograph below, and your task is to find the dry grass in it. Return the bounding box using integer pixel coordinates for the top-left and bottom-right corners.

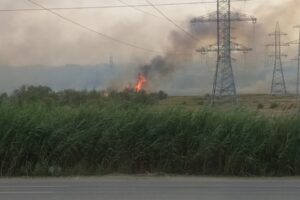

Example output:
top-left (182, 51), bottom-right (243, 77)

top-left (158, 94), bottom-right (299, 114)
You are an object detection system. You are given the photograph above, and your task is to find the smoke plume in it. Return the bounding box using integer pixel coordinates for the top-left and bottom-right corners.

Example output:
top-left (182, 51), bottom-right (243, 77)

top-left (0, 0), bottom-right (300, 94)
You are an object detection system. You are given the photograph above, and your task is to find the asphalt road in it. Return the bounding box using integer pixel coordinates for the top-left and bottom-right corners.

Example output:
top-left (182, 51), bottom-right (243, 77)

top-left (0, 176), bottom-right (299, 200)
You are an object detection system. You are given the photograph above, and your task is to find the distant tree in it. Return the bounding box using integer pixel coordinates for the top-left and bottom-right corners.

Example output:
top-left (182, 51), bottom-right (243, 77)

top-left (270, 102), bottom-right (279, 109)
top-left (5, 85), bottom-right (166, 106)
top-left (156, 90), bottom-right (168, 100)
top-left (11, 85), bottom-right (55, 105)
top-left (257, 103), bottom-right (264, 109)
top-left (0, 93), bottom-right (8, 104)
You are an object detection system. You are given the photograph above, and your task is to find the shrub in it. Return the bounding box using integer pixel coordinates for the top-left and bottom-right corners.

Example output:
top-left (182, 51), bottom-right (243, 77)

top-left (198, 101), bottom-right (204, 105)
top-left (6, 85), bottom-right (168, 106)
top-left (156, 90), bottom-right (168, 100)
top-left (270, 102), bottom-right (279, 109)
top-left (257, 103), bottom-right (264, 109)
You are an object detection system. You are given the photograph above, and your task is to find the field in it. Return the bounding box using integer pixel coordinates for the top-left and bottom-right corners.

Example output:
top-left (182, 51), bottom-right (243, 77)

top-left (0, 87), bottom-right (300, 176)
top-left (159, 94), bottom-right (299, 114)
top-left (0, 87), bottom-right (299, 177)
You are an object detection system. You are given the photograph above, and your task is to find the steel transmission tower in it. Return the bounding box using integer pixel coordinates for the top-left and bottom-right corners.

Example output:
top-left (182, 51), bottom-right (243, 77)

top-left (286, 25), bottom-right (300, 109)
top-left (268, 22), bottom-right (288, 95)
top-left (109, 55), bottom-right (114, 70)
top-left (191, 0), bottom-right (256, 105)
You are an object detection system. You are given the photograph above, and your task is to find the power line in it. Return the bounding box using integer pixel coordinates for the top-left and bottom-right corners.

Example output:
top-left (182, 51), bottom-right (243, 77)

top-left (24, 0), bottom-right (248, 55)
top-left (0, 0), bottom-right (251, 12)
top-left (0, 1), bottom-right (219, 12)
top-left (27, 0), bottom-right (163, 54)
top-left (27, 0), bottom-right (194, 55)
top-left (117, 0), bottom-right (162, 19)
top-left (117, 0), bottom-right (189, 29)
top-left (145, 0), bottom-right (198, 41)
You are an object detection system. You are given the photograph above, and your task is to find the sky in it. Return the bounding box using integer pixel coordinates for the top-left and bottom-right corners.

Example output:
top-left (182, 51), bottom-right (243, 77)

top-left (0, 0), bottom-right (299, 95)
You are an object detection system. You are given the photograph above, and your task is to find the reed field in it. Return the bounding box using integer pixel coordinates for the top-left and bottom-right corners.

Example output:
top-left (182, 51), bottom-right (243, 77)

top-left (0, 87), bottom-right (299, 176)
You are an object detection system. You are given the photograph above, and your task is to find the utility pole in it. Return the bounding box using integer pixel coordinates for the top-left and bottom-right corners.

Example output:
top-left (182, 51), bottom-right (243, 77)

top-left (191, 0), bottom-right (256, 105)
top-left (109, 55), bottom-right (114, 70)
top-left (268, 22), bottom-right (288, 95)
top-left (286, 25), bottom-right (300, 110)
top-left (295, 25), bottom-right (300, 110)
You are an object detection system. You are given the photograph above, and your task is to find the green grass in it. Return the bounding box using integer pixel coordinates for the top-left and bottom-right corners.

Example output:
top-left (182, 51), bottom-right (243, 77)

top-left (0, 102), bottom-right (299, 177)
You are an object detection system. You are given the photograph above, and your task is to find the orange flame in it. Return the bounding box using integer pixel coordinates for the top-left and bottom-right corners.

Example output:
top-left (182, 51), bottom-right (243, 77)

top-left (135, 74), bottom-right (147, 93)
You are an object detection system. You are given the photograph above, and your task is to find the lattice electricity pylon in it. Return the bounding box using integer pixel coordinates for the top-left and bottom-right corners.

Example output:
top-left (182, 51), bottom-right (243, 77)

top-left (267, 22), bottom-right (289, 96)
top-left (286, 25), bottom-right (300, 109)
top-left (191, 0), bottom-right (256, 105)
top-left (109, 55), bottom-right (114, 69)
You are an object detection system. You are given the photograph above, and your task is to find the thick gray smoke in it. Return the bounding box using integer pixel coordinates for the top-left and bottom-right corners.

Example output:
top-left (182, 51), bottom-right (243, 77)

top-left (134, 19), bottom-right (217, 92)
top-left (137, 0), bottom-right (300, 94)
top-left (136, 15), bottom-right (251, 93)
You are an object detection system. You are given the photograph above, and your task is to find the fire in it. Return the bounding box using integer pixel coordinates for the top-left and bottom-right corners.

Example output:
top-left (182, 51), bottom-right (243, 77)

top-left (135, 73), bottom-right (147, 93)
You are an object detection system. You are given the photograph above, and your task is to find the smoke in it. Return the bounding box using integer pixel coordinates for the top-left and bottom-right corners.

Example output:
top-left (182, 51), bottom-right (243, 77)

top-left (0, 1), bottom-right (170, 66)
top-left (134, 18), bottom-right (219, 92)
top-left (134, 0), bottom-right (300, 94)
top-left (0, 0), bottom-right (300, 94)
top-left (135, 10), bottom-right (256, 92)
top-left (140, 56), bottom-right (173, 78)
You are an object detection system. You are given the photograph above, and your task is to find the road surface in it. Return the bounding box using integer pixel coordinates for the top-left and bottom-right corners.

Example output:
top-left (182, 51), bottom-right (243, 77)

top-left (0, 176), bottom-right (299, 200)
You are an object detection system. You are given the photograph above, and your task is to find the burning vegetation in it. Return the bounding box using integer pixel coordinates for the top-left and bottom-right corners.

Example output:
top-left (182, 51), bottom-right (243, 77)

top-left (135, 73), bottom-right (147, 93)
top-left (131, 55), bottom-right (175, 93)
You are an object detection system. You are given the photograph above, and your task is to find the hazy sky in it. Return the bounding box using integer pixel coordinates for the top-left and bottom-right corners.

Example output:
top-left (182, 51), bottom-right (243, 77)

top-left (0, 0), bottom-right (299, 94)
top-left (0, 0), bottom-right (296, 66)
